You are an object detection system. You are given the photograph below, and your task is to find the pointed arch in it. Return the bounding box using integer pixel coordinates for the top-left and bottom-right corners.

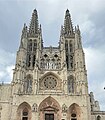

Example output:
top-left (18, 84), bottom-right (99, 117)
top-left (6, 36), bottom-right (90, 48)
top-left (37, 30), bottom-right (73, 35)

top-left (38, 96), bottom-right (61, 120)
top-left (40, 72), bottom-right (60, 80)
top-left (39, 72), bottom-right (61, 90)
top-left (38, 96), bottom-right (61, 111)
top-left (17, 102), bottom-right (31, 120)
top-left (97, 115), bottom-right (101, 120)
top-left (68, 75), bottom-right (75, 93)
top-left (24, 74), bottom-right (33, 93)
top-left (68, 103), bottom-right (81, 120)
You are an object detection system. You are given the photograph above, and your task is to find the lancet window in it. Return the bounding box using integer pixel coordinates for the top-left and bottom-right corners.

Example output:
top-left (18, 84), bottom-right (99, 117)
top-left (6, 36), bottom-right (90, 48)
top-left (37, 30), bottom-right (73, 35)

top-left (70, 55), bottom-right (73, 69)
top-left (24, 75), bottom-right (33, 93)
top-left (68, 75), bottom-right (75, 93)
top-left (65, 40), bottom-right (74, 70)
top-left (69, 42), bottom-right (73, 52)
top-left (26, 39), bottom-right (37, 68)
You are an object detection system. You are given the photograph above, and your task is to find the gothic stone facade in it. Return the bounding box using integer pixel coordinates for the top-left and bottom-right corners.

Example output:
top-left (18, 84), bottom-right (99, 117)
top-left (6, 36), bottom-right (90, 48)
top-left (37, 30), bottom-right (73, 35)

top-left (0, 9), bottom-right (105, 120)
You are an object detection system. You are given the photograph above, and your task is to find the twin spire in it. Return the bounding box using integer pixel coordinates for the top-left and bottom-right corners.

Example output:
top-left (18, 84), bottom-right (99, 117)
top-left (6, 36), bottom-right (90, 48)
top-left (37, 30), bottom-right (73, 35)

top-left (28, 9), bottom-right (39, 37)
top-left (64, 9), bottom-right (74, 36)
top-left (21, 9), bottom-right (76, 39)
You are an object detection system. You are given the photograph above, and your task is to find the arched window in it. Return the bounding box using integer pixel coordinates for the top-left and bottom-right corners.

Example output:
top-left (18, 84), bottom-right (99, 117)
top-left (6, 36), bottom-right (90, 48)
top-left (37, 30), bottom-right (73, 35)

top-left (26, 54), bottom-right (31, 67)
top-left (33, 40), bottom-right (37, 51)
top-left (97, 115), bottom-right (101, 120)
top-left (66, 56), bottom-right (69, 69)
top-left (24, 75), bottom-right (33, 93)
top-left (22, 108), bottom-right (28, 120)
top-left (26, 79), bottom-right (32, 93)
top-left (28, 39), bottom-right (32, 51)
top-left (69, 43), bottom-right (73, 52)
top-left (33, 55), bottom-right (36, 67)
top-left (68, 75), bottom-right (75, 93)
top-left (70, 55), bottom-right (73, 69)
top-left (65, 40), bottom-right (68, 51)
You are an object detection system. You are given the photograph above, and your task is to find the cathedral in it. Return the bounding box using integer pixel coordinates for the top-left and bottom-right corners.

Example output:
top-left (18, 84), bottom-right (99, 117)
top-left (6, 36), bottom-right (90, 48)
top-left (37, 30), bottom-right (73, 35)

top-left (0, 9), bottom-right (105, 120)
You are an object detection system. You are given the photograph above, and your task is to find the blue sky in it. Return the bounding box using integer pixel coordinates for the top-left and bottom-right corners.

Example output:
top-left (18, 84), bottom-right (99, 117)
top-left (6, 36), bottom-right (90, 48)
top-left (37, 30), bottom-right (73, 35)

top-left (0, 0), bottom-right (105, 110)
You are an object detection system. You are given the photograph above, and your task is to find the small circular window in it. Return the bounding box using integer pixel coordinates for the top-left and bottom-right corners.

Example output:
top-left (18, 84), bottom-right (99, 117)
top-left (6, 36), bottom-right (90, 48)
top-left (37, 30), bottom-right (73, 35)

top-left (71, 113), bottom-right (76, 117)
top-left (23, 112), bottom-right (28, 116)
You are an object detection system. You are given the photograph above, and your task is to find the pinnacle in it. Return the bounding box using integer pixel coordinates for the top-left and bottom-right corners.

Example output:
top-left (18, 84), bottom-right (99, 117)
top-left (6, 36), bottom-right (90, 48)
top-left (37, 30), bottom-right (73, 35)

top-left (33, 9), bottom-right (37, 15)
top-left (66, 9), bottom-right (69, 13)
top-left (21, 23), bottom-right (27, 39)
top-left (65, 9), bottom-right (70, 16)
top-left (34, 9), bottom-right (37, 12)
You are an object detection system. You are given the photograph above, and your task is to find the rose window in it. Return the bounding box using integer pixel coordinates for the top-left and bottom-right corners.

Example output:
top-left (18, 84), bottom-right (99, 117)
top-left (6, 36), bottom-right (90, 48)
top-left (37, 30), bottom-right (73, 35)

top-left (43, 76), bottom-right (57, 89)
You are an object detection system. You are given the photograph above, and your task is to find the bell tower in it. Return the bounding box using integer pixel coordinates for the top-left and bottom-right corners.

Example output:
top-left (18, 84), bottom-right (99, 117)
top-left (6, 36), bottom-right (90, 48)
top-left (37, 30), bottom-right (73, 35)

top-left (27, 9), bottom-right (43, 69)
top-left (60, 9), bottom-right (88, 95)
top-left (12, 9), bottom-right (43, 95)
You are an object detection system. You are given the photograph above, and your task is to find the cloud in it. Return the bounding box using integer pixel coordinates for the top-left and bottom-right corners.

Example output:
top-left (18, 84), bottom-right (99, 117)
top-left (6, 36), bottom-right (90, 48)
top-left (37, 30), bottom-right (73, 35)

top-left (0, 0), bottom-right (105, 110)
top-left (84, 47), bottom-right (105, 110)
top-left (0, 49), bottom-right (15, 83)
top-left (0, 71), bottom-right (5, 78)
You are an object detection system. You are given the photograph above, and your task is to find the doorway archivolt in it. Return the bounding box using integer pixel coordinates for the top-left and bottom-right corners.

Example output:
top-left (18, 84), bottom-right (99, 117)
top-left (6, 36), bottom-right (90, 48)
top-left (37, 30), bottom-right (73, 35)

top-left (68, 103), bottom-right (81, 120)
top-left (17, 102), bottom-right (31, 120)
top-left (38, 96), bottom-right (61, 120)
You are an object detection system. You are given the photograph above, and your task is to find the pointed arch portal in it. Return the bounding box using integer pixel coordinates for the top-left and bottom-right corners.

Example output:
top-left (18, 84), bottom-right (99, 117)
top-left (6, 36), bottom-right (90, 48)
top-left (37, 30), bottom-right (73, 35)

top-left (68, 103), bottom-right (81, 120)
top-left (38, 96), bottom-right (61, 120)
top-left (17, 102), bottom-right (31, 120)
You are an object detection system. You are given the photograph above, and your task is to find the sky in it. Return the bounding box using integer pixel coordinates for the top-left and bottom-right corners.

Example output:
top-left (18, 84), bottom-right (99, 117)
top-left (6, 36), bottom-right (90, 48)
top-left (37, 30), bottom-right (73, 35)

top-left (0, 0), bottom-right (105, 110)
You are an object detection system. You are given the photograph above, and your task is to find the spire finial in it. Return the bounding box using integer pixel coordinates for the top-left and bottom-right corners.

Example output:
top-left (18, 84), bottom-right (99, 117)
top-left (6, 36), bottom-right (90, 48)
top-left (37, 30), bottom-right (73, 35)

top-left (65, 9), bottom-right (70, 17)
top-left (28, 9), bottom-right (39, 37)
top-left (66, 9), bottom-right (69, 13)
top-left (64, 9), bottom-right (74, 37)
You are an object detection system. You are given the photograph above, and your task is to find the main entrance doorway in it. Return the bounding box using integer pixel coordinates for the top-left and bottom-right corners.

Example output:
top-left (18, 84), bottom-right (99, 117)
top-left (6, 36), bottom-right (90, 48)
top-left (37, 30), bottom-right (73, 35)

top-left (45, 114), bottom-right (54, 120)
top-left (22, 117), bottom-right (28, 120)
top-left (39, 96), bottom-right (61, 120)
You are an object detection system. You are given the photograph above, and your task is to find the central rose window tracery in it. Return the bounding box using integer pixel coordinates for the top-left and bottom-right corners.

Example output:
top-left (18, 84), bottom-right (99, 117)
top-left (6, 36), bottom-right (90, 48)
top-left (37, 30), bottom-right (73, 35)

top-left (43, 76), bottom-right (57, 89)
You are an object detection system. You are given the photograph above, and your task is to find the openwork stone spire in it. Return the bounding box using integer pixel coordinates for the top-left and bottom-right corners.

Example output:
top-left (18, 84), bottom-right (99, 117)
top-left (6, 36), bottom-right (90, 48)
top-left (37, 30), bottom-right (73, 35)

top-left (64, 9), bottom-right (74, 36)
top-left (28, 9), bottom-right (39, 37)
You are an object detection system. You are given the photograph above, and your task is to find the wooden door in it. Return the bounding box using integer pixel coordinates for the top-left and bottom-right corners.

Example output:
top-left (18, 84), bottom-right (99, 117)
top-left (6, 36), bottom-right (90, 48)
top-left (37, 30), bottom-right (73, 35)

top-left (45, 114), bottom-right (54, 120)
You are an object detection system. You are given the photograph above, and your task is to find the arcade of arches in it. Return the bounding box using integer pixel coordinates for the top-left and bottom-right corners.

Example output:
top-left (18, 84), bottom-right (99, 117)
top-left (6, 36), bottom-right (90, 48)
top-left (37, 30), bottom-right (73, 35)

top-left (17, 97), bottom-right (81, 120)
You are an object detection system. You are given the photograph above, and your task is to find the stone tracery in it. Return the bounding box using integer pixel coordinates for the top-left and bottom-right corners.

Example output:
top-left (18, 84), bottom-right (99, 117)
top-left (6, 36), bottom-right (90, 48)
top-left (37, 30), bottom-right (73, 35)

top-left (39, 72), bottom-right (61, 90)
top-left (40, 53), bottom-right (61, 70)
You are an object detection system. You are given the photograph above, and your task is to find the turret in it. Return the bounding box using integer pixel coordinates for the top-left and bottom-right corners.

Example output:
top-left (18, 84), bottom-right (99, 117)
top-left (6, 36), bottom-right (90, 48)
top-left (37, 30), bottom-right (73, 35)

top-left (39, 24), bottom-right (43, 48)
top-left (12, 24), bottom-right (28, 94)
top-left (20, 23), bottom-right (28, 49)
top-left (75, 25), bottom-right (82, 50)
